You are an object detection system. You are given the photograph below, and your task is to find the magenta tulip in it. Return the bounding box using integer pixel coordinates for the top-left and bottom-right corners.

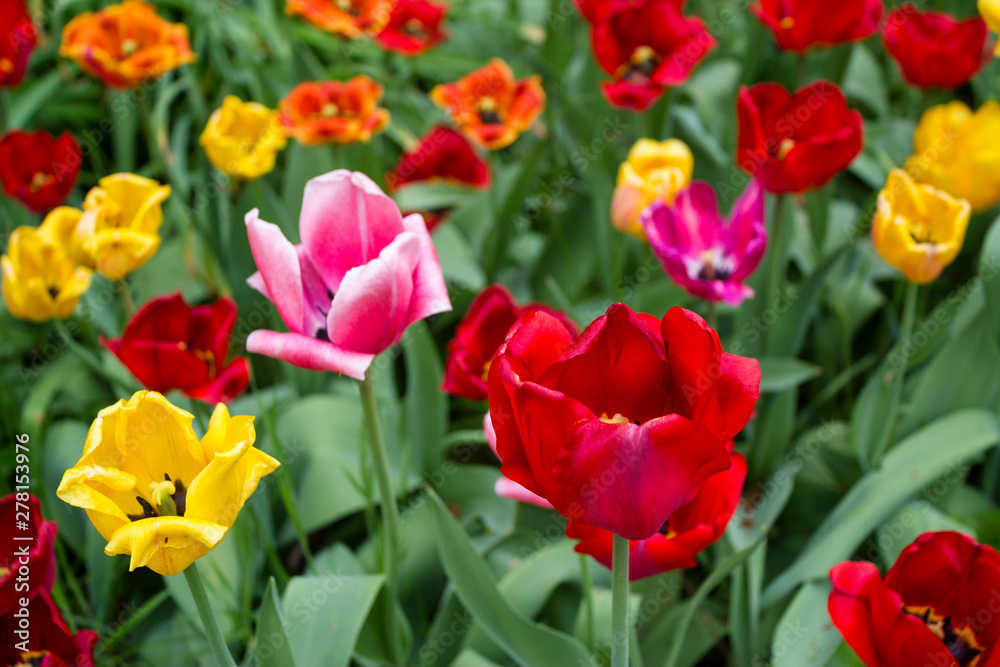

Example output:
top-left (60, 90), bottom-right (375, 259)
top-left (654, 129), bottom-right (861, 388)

top-left (640, 180), bottom-right (766, 306)
top-left (245, 170), bottom-right (452, 378)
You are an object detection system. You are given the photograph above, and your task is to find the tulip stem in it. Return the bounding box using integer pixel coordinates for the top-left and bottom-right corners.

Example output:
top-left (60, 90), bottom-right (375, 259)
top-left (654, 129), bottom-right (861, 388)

top-left (118, 280), bottom-right (135, 318)
top-left (182, 562), bottom-right (237, 667)
top-left (611, 533), bottom-right (630, 667)
top-left (359, 372), bottom-right (404, 666)
top-left (765, 194), bottom-right (788, 351)
top-left (580, 554), bottom-right (595, 651)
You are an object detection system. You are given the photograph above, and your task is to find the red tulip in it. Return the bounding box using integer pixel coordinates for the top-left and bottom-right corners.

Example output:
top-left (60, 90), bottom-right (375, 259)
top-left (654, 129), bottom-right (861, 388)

top-left (0, 0), bottom-right (37, 88)
top-left (587, 0), bottom-right (716, 111)
top-left (829, 531), bottom-right (1000, 667)
top-left (442, 284), bottom-right (577, 401)
top-left (567, 446), bottom-right (746, 581)
top-left (0, 591), bottom-right (97, 667)
top-left (736, 81), bottom-right (863, 194)
top-left (883, 5), bottom-right (990, 90)
top-left (752, 0), bottom-right (883, 53)
top-left (385, 125), bottom-right (490, 231)
top-left (487, 303), bottom-right (760, 540)
top-left (375, 0), bottom-right (448, 56)
top-left (0, 130), bottom-right (81, 213)
top-left (102, 294), bottom-right (250, 404)
top-left (0, 494), bottom-right (57, 615)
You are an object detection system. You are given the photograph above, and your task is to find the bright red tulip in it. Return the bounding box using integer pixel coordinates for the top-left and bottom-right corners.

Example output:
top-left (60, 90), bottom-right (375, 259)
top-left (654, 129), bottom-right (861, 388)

top-left (0, 0), bottom-right (36, 88)
top-left (567, 446), bottom-right (746, 581)
top-left (736, 81), bottom-right (863, 194)
top-left (883, 5), bottom-right (990, 90)
top-left (375, 0), bottom-right (448, 56)
top-left (829, 531), bottom-right (1000, 667)
top-left (385, 125), bottom-right (490, 231)
top-left (442, 284), bottom-right (577, 401)
top-left (752, 0), bottom-right (883, 53)
top-left (0, 130), bottom-right (81, 213)
top-left (0, 494), bottom-right (57, 614)
top-left (0, 591), bottom-right (97, 667)
top-left (102, 294), bottom-right (250, 404)
top-left (586, 0), bottom-right (716, 111)
top-left (487, 303), bottom-right (760, 541)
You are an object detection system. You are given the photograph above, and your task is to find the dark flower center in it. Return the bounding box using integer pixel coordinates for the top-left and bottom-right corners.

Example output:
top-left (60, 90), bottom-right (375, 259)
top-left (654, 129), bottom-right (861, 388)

top-left (694, 248), bottom-right (735, 282)
top-left (903, 606), bottom-right (983, 667)
top-left (127, 474), bottom-right (187, 521)
top-left (477, 97), bottom-right (502, 125)
top-left (403, 18), bottom-right (428, 38)
top-left (621, 46), bottom-right (660, 86)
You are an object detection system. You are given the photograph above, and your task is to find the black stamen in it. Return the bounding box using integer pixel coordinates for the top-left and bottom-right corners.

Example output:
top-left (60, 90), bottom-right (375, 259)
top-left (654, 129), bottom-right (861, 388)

top-left (127, 496), bottom-right (159, 521)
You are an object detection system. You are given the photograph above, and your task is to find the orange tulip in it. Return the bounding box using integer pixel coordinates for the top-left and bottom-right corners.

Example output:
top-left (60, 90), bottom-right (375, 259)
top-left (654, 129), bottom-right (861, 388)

top-left (59, 0), bottom-right (195, 88)
top-left (278, 76), bottom-right (390, 146)
top-left (430, 59), bottom-right (545, 150)
top-left (286, 0), bottom-right (395, 39)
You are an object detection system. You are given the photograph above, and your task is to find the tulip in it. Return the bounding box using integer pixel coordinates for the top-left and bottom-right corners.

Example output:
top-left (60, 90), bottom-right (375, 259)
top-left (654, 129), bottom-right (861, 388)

top-left (375, 0), bottom-right (449, 56)
top-left (385, 125), bottom-right (491, 230)
top-left (871, 170), bottom-right (970, 285)
top-left (2, 211), bottom-right (93, 323)
top-left (829, 531), bottom-right (1000, 667)
top-left (102, 294), bottom-right (251, 404)
top-left (57, 390), bottom-right (279, 576)
top-left (279, 77), bottom-right (390, 146)
top-left (487, 303), bottom-right (760, 541)
top-left (751, 0), bottom-right (883, 53)
top-left (610, 138), bottom-right (693, 241)
top-left (737, 81), bottom-right (864, 194)
top-left (567, 446), bottom-right (747, 581)
top-left (0, 0), bottom-right (37, 88)
top-left (0, 494), bottom-right (57, 614)
top-left (982, 0), bottom-right (1000, 55)
top-left (641, 180), bottom-right (766, 306)
top-left (244, 170), bottom-right (451, 379)
top-left (584, 0), bottom-right (716, 111)
top-left (905, 101), bottom-right (1000, 212)
top-left (0, 591), bottom-right (98, 667)
top-left (60, 0), bottom-right (196, 88)
top-left (883, 5), bottom-right (990, 90)
top-left (483, 412), bottom-right (554, 508)
top-left (0, 130), bottom-right (81, 213)
top-left (286, 0), bottom-right (395, 39)
top-left (199, 96), bottom-right (287, 180)
top-left (430, 59), bottom-right (546, 150)
top-left (442, 284), bottom-right (577, 401)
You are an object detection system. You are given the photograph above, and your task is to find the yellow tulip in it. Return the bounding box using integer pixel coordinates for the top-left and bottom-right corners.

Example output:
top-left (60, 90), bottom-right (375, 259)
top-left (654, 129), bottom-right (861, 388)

top-left (979, 0), bottom-right (1000, 55)
top-left (610, 138), bottom-right (693, 241)
top-left (199, 96), bottom-right (287, 180)
top-left (65, 173), bottom-right (171, 280)
top-left (872, 170), bottom-right (971, 285)
top-left (1, 210), bottom-right (93, 323)
top-left (57, 391), bottom-right (279, 576)
top-left (905, 101), bottom-right (1000, 212)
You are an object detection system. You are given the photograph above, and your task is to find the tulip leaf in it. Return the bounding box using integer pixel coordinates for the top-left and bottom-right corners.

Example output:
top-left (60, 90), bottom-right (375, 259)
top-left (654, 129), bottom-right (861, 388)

top-left (876, 501), bottom-right (976, 570)
top-left (763, 409), bottom-right (1000, 605)
top-left (758, 358), bottom-right (822, 393)
top-left (255, 578), bottom-right (297, 667)
top-left (433, 224), bottom-right (488, 292)
top-left (281, 574), bottom-right (384, 667)
top-left (771, 581), bottom-right (841, 667)
top-left (402, 322), bottom-right (448, 473)
top-left (428, 492), bottom-right (594, 667)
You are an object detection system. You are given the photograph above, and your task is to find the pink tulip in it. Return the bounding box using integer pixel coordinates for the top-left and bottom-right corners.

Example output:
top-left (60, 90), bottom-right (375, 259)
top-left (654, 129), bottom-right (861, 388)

top-left (245, 170), bottom-right (452, 379)
top-left (640, 180), bottom-right (766, 306)
top-left (484, 412), bottom-right (554, 509)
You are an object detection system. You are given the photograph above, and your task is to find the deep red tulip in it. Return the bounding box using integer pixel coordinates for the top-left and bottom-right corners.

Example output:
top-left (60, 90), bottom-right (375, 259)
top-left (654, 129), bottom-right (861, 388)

top-left (567, 446), bottom-right (746, 581)
top-left (0, 591), bottom-right (97, 667)
top-left (385, 126), bottom-right (490, 231)
top-left (883, 5), bottom-right (990, 90)
top-left (736, 81), bottom-right (863, 194)
top-left (0, 0), bottom-right (37, 88)
top-left (0, 131), bottom-right (81, 213)
top-left (575, 0), bottom-right (645, 25)
top-left (102, 294), bottom-right (251, 404)
top-left (442, 284), bottom-right (577, 401)
top-left (375, 0), bottom-right (448, 56)
top-left (0, 494), bottom-right (57, 615)
top-left (752, 0), bottom-right (883, 53)
top-left (829, 531), bottom-right (1000, 667)
top-left (588, 0), bottom-right (716, 111)
top-left (487, 303), bottom-right (760, 541)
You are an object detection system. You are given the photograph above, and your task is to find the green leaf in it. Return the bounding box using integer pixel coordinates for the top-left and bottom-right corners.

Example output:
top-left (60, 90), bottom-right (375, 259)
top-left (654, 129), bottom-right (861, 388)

top-left (764, 409), bottom-right (1000, 605)
top-left (771, 582), bottom-right (841, 667)
top-left (402, 322), bottom-right (448, 473)
top-left (428, 492), bottom-right (594, 667)
top-left (876, 501), bottom-right (976, 569)
top-left (253, 578), bottom-right (298, 667)
top-left (434, 224), bottom-right (487, 293)
top-left (759, 358), bottom-right (823, 393)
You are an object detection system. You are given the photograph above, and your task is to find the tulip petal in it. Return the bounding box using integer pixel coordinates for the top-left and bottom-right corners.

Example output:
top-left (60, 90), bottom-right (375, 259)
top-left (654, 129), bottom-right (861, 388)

top-left (245, 208), bottom-right (305, 333)
top-left (401, 213), bottom-right (452, 325)
top-left (104, 516), bottom-right (227, 575)
top-left (246, 330), bottom-right (375, 379)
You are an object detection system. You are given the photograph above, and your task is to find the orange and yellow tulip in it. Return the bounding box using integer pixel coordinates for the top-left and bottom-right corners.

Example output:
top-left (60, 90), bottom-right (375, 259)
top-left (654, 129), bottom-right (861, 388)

top-left (279, 77), bottom-right (390, 146)
top-left (610, 138), bottom-right (693, 241)
top-left (285, 0), bottom-right (394, 39)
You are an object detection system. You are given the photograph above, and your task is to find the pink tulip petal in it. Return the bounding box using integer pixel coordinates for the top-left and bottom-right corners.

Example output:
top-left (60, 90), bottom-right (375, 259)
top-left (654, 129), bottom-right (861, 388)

top-left (401, 212), bottom-right (452, 324)
top-left (245, 209), bottom-right (304, 333)
top-left (494, 478), bottom-right (554, 509)
top-left (246, 271), bottom-right (270, 300)
top-left (246, 330), bottom-right (375, 379)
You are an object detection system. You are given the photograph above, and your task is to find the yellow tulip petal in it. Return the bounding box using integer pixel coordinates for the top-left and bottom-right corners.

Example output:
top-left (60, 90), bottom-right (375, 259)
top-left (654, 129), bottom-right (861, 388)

top-left (104, 516), bottom-right (227, 575)
top-left (57, 464), bottom-right (136, 541)
top-left (87, 229), bottom-right (161, 280)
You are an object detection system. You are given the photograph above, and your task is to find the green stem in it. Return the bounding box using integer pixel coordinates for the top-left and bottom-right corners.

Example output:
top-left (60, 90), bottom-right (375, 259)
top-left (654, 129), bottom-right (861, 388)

top-left (485, 152), bottom-right (503, 280)
top-left (765, 195), bottom-right (788, 351)
top-left (118, 280), bottom-right (135, 319)
top-left (706, 301), bottom-right (718, 331)
top-left (182, 562), bottom-right (237, 667)
top-left (0, 90), bottom-right (10, 132)
top-left (611, 534), bottom-right (630, 667)
top-left (359, 371), bottom-right (403, 666)
top-left (872, 281), bottom-right (919, 465)
top-left (580, 554), bottom-right (595, 652)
